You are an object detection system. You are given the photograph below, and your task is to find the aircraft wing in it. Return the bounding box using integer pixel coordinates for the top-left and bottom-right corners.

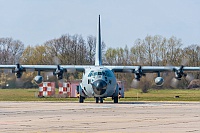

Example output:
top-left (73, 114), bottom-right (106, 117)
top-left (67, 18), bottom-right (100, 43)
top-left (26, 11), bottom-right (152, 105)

top-left (178, 67), bottom-right (200, 71)
top-left (106, 66), bottom-right (200, 73)
top-left (0, 65), bottom-right (199, 73)
top-left (0, 65), bottom-right (89, 72)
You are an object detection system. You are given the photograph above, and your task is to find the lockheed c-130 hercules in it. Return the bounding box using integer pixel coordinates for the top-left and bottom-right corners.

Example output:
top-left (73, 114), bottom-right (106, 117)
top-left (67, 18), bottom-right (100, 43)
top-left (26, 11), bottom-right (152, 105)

top-left (0, 15), bottom-right (199, 103)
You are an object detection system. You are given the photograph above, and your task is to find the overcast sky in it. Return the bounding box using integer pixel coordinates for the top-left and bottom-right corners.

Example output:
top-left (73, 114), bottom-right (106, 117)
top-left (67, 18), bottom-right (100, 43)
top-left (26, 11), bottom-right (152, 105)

top-left (0, 0), bottom-right (200, 48)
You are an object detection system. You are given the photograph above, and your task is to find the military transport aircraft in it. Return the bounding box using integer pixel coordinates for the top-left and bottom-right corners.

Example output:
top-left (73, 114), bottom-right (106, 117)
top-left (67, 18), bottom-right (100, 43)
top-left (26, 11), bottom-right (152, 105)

top-left (0, 15), bottom-right (199, 103)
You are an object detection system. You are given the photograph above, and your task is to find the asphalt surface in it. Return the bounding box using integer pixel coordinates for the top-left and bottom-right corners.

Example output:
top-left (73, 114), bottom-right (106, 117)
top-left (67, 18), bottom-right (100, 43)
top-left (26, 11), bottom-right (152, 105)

top-left (0, 101), bottom-right (200, 133)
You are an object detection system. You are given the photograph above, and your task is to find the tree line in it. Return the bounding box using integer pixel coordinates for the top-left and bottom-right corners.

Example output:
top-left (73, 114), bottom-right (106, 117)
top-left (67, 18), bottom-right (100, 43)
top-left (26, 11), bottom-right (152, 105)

top-left (0, 34), bottom-right (199, 89)
top-left (105, 35), bottom-right (199, 67)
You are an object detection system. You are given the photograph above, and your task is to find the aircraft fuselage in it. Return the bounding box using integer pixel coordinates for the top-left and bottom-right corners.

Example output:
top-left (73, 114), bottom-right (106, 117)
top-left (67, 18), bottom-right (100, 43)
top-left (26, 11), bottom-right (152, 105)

top-left (80, 66), bottom-right (117, 98)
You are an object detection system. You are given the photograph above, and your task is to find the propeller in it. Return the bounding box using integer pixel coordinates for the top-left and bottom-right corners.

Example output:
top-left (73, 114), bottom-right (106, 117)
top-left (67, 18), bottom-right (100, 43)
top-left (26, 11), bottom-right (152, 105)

top-left (52, 56), bottom-right (66, 80)
top-left (134, 66), bottom-right (146, 80)
top-left (54, 65), bottom-right (64, 80)
top-left (170, 66), bottom-right (185, 88)
top-left (12, 63), bottom-right (24, 78)
top-left (130, 66), bottom-right (146, 88)
top-left (13, 64), bottom-right (25, 86)
top-left (170, 65), bottom-right (194, 88)
top-left (173, 65), bottom-right (187, 80)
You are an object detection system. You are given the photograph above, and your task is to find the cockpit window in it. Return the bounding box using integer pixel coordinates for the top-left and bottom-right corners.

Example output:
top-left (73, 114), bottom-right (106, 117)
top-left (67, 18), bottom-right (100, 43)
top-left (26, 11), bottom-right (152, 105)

top-left (88, 70), bottom-right (113, 77)
top-left (88, 71), bottom-right (94, 77)
top-left (98, 72), bottom-right (102, 75)
top-left (94, 72), bottom-right (98, 76)
top-left (103, 70), bottom-right (112, 77)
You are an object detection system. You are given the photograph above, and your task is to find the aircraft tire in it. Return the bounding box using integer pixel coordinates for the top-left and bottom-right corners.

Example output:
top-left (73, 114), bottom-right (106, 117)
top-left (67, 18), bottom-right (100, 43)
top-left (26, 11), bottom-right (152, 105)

top-left (113, 96), bottom-right (118, 103)
top-left (79, 95), bottom-right (84, 103)
top-left (100, 98), bottom-right (103, 103)
top-left (113, 84), bottom-right (119, 103)
top-left (96, 97), bottom-right (99, 103)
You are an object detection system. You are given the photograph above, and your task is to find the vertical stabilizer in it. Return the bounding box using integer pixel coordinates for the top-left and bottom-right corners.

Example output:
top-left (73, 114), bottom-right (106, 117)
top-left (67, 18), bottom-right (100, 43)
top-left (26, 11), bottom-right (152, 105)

top-left (95, 15), bottom-right (102, 66)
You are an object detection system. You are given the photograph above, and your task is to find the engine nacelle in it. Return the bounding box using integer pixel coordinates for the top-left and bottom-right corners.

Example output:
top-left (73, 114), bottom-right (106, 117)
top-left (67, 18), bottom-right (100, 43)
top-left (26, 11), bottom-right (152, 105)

top-left (174, 65), bottom-right (187, 80)
top-left (15, 72), bottom-right (22, 78)
top-left (175, 71), bottom-right (187, 80)
top-left (134, 73), bottom-right (141, 81)
top-left (134, 66), bottom-right (144, 81)
top-left (155, 77), bottom-right (164, 86)
top-left (34, 75), bottom-right (43, 84)
top-left (54, 65), bottom-right (64, 80)
top-left (13, 63), bottom-right (24, 78)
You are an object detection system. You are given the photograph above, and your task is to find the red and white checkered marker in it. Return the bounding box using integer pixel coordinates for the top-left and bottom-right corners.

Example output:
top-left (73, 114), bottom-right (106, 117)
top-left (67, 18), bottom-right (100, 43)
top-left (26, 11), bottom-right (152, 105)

top-left (58, 82), bottom-right (71, 96)
top-left (38, 82), bottom-right (55, 97)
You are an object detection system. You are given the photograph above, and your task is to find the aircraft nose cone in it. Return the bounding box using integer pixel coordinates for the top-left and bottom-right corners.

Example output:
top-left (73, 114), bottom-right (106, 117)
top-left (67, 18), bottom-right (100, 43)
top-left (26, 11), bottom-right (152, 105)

top-left (92, 80), bottom-right (107, 95)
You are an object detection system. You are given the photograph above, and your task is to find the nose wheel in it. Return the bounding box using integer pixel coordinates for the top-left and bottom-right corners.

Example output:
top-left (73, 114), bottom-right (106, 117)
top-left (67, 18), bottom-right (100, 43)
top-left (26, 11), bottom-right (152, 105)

top-left (95, 97), bottom-right (104, 103)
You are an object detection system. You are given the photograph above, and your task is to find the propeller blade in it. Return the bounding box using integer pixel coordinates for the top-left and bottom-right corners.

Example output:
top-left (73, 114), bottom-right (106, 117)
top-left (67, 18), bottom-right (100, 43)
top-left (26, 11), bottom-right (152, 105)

top-left (15, 78), bottom-right (23, 87)
top-left (185, 73), bottom-right (194, 82)
top-left (122, 69), bottom-right (132, 73)
top-left (181, 58), bottom-right (189, 66)
top-left (44, 72), bottom-right (54, 80)
top-left (3, 69), bottom-right (12, 73)
top-left (170, 78), bottom-right (179, 88)
top-left (53, 56), bottom-right (61, 65)
top-left (58, 78), bottom-right (64, 83)
top-left (131, 79), bottom-right (140, 88)
top-left (67, 68), bottom-right (76, 73)
top-left (26, 68), bottom-right (35, 72)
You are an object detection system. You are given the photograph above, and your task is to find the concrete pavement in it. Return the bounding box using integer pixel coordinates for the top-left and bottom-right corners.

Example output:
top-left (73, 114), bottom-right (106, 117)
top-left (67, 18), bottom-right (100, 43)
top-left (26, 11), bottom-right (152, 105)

top-left (0, 101), bottom-right (200, 132)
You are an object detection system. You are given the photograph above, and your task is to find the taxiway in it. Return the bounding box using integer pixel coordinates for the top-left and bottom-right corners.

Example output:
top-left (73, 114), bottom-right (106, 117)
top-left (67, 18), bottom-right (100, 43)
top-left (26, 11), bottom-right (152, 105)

top-left (0, 101), bottom-right (200, 132)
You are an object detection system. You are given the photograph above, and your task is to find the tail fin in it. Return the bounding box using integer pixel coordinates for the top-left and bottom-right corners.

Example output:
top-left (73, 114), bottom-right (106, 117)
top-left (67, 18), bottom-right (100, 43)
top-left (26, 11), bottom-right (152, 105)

top-left (95, 15), bottom-right (102, 66)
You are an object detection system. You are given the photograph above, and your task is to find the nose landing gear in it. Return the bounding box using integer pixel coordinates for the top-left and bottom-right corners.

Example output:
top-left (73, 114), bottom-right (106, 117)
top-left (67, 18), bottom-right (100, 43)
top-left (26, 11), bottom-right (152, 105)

top-left (95, 97), bottom-right (104, 103)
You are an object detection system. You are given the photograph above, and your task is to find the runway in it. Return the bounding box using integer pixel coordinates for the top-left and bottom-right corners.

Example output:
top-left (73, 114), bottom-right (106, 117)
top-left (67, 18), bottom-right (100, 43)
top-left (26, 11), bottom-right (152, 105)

top-left (0, 101), bottom-right (200, 133)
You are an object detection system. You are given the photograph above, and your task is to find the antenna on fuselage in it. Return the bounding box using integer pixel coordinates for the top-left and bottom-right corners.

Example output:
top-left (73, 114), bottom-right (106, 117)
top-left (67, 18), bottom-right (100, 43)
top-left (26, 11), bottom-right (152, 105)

top-left (95, 15), bottom-right (102, 66)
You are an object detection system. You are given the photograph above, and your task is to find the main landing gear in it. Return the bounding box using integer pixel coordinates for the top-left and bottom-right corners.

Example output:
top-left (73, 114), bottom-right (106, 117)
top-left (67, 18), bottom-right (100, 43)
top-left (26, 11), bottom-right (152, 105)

top-left (79, 95), bottom-right (85, 103)
top-left (112, 84), bottom-right (119, 103)
top-left (113, 96), bottom-right (118, 103)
